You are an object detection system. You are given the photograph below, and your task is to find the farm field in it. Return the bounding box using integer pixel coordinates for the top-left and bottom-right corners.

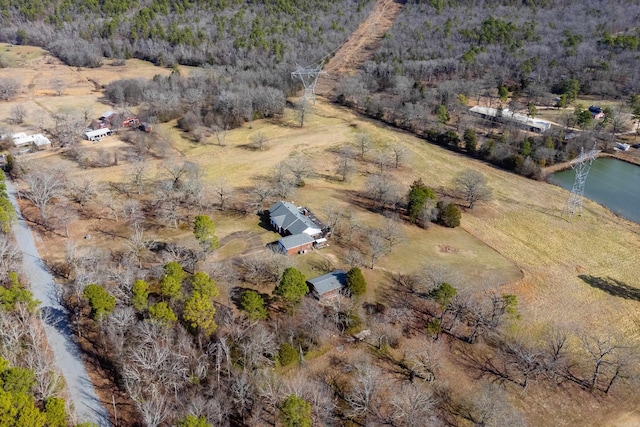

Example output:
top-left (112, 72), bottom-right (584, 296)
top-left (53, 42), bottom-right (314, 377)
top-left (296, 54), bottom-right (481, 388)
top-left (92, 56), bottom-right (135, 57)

top-left (2, 44), bottom-right (640, 426)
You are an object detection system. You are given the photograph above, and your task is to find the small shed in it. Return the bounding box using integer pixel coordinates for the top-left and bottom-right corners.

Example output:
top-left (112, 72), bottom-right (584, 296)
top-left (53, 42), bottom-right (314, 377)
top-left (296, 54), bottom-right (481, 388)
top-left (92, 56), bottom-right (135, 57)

top-left (84, 128), bottom-right (112, 141)
top-left (277, 234), bottom-right (314, 255)
top-left (307, 270), bottom-right (347, 301)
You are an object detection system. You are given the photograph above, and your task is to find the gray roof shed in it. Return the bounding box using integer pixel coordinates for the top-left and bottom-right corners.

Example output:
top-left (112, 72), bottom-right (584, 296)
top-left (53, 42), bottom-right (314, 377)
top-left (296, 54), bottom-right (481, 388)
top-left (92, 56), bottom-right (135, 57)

top-left (307, 270), bottom-right (347, 297)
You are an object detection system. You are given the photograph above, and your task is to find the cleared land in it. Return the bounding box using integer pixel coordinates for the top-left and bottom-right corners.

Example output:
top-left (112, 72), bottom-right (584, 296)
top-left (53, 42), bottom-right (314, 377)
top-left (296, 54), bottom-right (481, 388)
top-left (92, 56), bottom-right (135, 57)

top-left (315, 0), bottom-right (403, 96)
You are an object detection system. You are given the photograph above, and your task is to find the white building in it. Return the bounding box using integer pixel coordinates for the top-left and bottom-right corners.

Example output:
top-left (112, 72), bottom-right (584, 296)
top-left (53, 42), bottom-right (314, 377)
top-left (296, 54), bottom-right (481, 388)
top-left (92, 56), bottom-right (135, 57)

top-left (84, 128), bottom-right (113, 141)
top-left (12, 133), bottom-right (52, 149)
top-left (469, 106), bottom-right (552, 133)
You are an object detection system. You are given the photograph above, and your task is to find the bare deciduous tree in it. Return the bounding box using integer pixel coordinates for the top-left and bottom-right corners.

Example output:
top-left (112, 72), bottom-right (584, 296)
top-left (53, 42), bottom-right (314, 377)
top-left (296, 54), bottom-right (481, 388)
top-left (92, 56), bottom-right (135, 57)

top-left (0, 78), bottom-right (20, 100)
top-left (335, 146), bottom-right (356, 182)
top-left (0, 236), bottom-right (21, 282)
top-left (212, 124), bottom-right (229, 146)
top-left (355, 133), bottom-right (372, 159)
top-left (50, 78), bottom-right (65, 96)
top-left (22, 167), bottom-right (67, 225)
top-left (10, 104), bottom-right (27, 124)
top-left (389, 144), bottom-right (409, 168)
top-left (390, 384), bottom-right (440, 427)
top-left (454, 169), bottom-right (492, 209)
top-left (51, 109), bottom-right (84, 147)
top-left (284, 154), bottom-right (312, 186)
top-left (249, 132), bottom-right (268, 150)
top-left (247, 183), bottom-right (274, 214)
top-left (345, 359), bottom-right (383, 424)
top-left (213, 179), bottom-right (234, 211)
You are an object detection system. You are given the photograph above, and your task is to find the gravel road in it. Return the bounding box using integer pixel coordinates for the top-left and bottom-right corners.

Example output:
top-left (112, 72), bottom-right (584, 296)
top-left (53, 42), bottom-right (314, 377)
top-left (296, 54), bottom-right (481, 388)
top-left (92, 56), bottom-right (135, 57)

top-left (5, 178), bottom-right (111, 426)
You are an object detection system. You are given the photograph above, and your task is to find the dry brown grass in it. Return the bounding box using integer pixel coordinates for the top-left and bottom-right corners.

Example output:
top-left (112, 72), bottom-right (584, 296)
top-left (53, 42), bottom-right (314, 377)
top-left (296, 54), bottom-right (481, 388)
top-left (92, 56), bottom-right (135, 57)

top-left (3, 53), bottom-right (640, 426)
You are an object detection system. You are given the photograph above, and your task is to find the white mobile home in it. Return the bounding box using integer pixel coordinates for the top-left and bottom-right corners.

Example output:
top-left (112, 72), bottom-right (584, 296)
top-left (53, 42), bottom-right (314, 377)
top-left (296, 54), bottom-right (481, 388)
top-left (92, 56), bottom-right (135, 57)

top-left (84, 128), bottom-right (113, 141)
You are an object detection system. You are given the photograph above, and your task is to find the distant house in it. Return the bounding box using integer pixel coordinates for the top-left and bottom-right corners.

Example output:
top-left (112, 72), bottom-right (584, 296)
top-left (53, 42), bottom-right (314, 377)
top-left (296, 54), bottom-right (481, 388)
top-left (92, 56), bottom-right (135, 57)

top-left (589, 106), bottom-right (605, 120)
top-left (615, 142), bottom-right (630, 151)
top-left (269, 201), bottom-right (323, 237)
top-left (84, 128), bottom-right (112, 141)
top-left (12, 133), bottom-right (51, 149)
top-left (277, 234), bottom-right (315, 255)
top-left (307, 270), bottom-right (347, 301)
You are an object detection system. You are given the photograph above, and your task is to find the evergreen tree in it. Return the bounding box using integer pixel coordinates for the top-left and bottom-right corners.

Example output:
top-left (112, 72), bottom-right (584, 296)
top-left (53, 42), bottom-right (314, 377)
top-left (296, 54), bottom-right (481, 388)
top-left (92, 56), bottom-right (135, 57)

top-left (178, 415), bottom-right (212, 427)
top-left (193, 214), bottom-right (220, 250)
top-left (438, 203), bottom-right (461, 228)
top-left (274, 268), bottom-right (308, 312)
top-left (279, 394), bottom-right (312, 427)
top-left (463, 129), bottom-right (478, 153)
top-left (44, 398), bottom-right (67, 427)
top-left (190, 271), bottom-right (219, 297)
top-left (149, 302), bottom-right (177, 325)
top-left (131, 279), bottom-right (149, 311)
top-left (345, 267), bottom-right (366, 297)
top-left (278, 342), bottom-right (298, 367)
top-left (183, 292), bottom-right (217, 337)
top-left (83, 284), bottom-right (116, 319)
top-left (159, 261), bottom-right (185, 299)
top-left (159, 275), bottom-right (181, 299)
top-left (241, 290), bottom-right (268, 320)
top-left (407, 178), bottom-right (436, 223)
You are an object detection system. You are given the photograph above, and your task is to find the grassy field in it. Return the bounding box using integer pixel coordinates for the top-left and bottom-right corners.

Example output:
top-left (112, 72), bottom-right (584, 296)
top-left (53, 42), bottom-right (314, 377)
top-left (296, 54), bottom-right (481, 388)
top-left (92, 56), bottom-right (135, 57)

top-left (2, 47), bottom-right (640, 426)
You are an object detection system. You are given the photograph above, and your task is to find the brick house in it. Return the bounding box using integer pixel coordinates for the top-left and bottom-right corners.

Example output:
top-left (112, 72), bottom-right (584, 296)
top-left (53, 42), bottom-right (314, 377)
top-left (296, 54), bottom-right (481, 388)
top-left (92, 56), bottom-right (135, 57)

top-left (277, 234), bottom-right (315, 255)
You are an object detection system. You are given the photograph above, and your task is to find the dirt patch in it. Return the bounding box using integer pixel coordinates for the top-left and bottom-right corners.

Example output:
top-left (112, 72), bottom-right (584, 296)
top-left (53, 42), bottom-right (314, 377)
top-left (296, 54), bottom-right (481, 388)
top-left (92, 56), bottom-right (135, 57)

top-left (315, 0), bottom-right (404, 97)
top-left (438, 244), bottom-right (459, 254)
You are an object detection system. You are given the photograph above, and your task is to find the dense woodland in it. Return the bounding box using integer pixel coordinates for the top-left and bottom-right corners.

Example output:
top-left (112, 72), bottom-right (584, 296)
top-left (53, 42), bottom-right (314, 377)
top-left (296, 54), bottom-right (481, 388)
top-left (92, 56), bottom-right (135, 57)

top-left (336, 0), bottom-right (640, 176)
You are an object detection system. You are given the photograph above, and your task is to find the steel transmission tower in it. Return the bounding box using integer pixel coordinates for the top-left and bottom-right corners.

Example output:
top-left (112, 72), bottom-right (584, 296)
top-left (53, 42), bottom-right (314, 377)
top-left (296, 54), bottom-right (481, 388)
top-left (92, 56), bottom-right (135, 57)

top-left (291, 64), bottom-right (326, 105)
top-left (563, 144), bottom-right (600, 217)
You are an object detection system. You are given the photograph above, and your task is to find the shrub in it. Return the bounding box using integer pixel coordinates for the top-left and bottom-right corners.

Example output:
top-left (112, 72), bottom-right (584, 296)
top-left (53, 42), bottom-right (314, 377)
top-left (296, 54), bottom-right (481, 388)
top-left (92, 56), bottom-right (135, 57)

top-left (438, 203), bottom-right (461, 228)
top-left (278, 342), bottom-right (298, 367)
top-left (83, 284), bottom-right (116, 319)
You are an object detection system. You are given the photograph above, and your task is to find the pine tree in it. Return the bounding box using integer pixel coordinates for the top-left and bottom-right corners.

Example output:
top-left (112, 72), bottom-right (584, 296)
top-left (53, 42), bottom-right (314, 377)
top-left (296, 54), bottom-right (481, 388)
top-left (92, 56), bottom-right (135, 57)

top-left (241, 290), bottom-right (268, 320)
top-left (346, 267), bottom-right (366, 297)
top-left (274, 267), bottom-right (308, 312)
top-left (183, 292), bottom-right (217, 336)
top-left (83, 284), bottom-right (116, 319)
top-left (279, 394), bottom-right (312, 427)
top-left (131, 279), bottom-right (149, 311)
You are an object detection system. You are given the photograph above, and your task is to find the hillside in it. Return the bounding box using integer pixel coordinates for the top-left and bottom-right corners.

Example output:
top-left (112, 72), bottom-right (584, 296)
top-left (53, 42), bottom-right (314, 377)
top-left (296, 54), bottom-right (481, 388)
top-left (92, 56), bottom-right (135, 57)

top-left (1, 1), bottom-right (640, 426)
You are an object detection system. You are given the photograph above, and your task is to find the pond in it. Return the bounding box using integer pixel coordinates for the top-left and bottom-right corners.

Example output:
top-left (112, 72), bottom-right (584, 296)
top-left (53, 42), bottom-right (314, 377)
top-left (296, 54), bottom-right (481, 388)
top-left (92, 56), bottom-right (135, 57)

top-left (548, 157), bottom-right (640, 224)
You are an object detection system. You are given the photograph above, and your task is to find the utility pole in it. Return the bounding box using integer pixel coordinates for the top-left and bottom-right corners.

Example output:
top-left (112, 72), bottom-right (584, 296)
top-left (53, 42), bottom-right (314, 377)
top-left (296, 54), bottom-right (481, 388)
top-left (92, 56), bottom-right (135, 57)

top-left (291, 64), bottom-right (326, 105)
top-left (563, 144), bottom-right (600, 217)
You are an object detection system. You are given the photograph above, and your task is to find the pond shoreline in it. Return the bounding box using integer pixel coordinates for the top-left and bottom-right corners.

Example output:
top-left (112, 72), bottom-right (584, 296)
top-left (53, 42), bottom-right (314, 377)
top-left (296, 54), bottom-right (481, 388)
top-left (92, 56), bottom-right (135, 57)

top-left (547, 157), bottom-right (640, 225)
top-left (542, 151), bottom-right (640, 179)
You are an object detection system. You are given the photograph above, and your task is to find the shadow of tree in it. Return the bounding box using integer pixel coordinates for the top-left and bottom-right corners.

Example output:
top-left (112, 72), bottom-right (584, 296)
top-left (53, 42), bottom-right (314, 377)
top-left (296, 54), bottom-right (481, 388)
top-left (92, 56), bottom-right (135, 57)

top-left (579, 275), bottom-right (640, 302)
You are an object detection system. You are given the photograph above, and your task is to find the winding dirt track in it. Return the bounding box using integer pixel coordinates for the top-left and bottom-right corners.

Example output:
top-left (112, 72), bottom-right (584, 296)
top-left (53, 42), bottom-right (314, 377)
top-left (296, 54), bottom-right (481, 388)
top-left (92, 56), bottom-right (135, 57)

top-left (315, 0), bottom-right (403, 97)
